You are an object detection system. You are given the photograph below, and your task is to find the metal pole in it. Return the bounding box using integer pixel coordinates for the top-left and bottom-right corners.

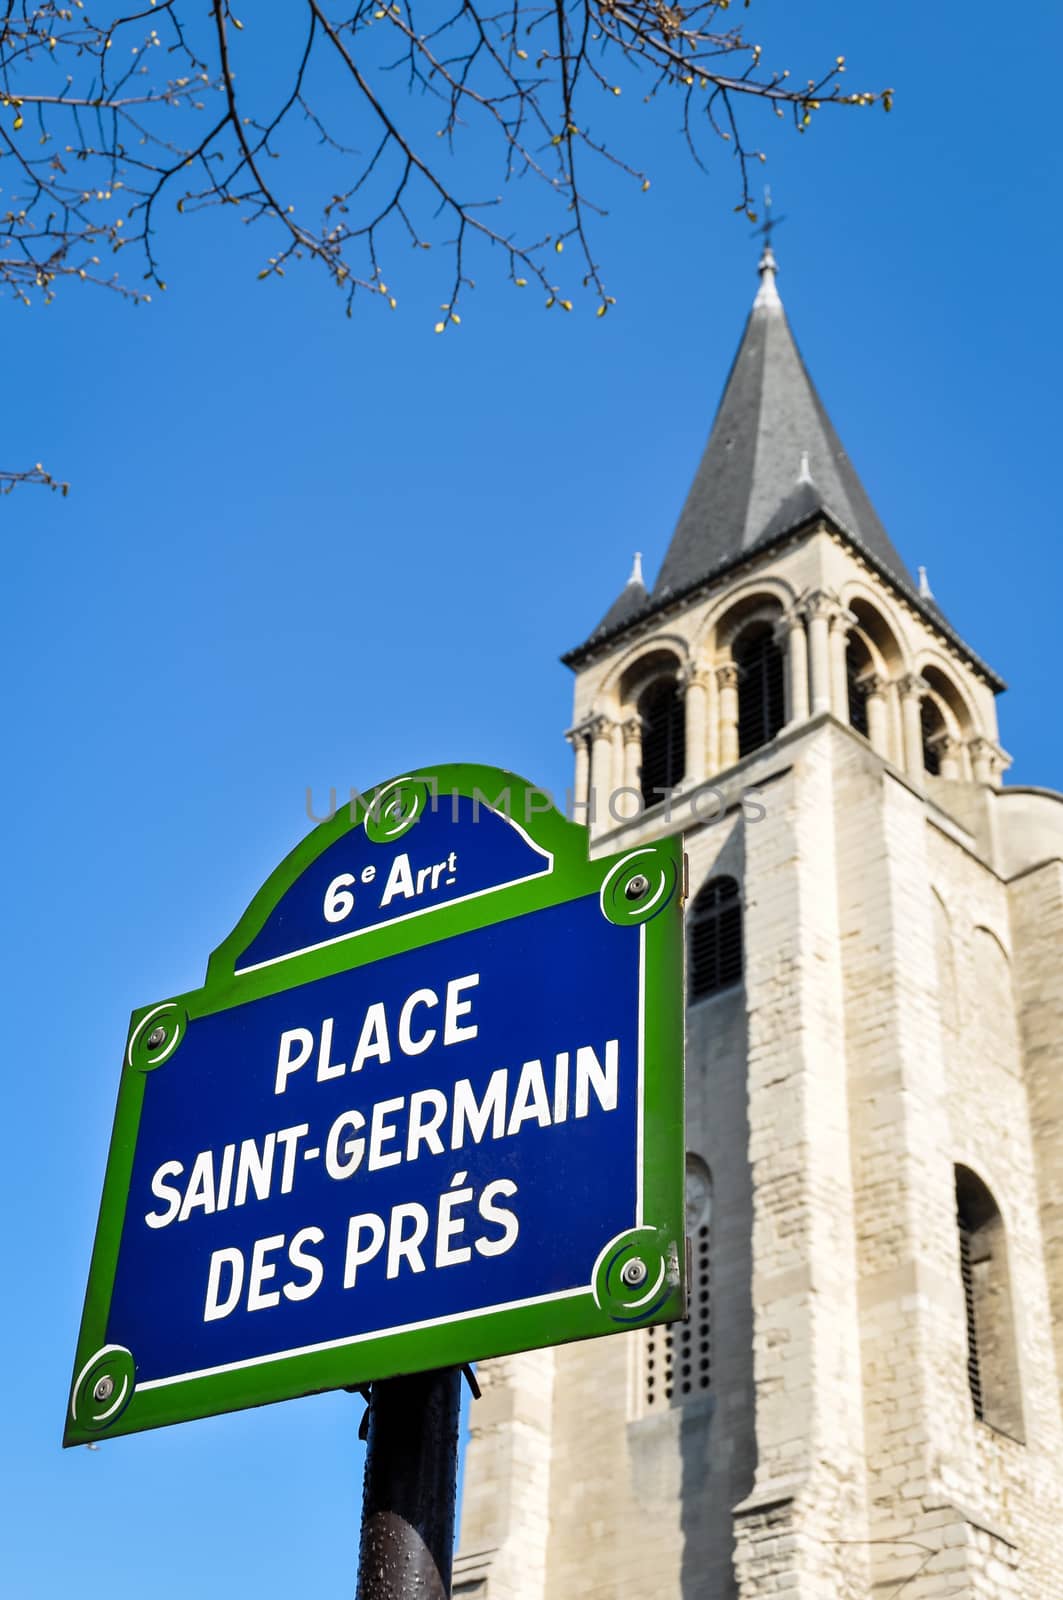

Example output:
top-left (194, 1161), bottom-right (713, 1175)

top-left (356, 1367), bottom-right (462, 1600)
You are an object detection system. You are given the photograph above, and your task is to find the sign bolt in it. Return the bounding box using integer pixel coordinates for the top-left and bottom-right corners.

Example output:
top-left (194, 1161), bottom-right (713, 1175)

top-left (146, 1026), bottom-right (167, 1048)
top-left (625, 874), bottom-right (650, 901)
top-left (93, 1375), bottom-right (114, 1403)
top-left (620, 1257), bottom-right (647, 1288)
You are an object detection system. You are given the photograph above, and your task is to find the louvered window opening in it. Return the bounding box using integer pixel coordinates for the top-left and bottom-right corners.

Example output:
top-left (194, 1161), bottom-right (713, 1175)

top-left (735, 629), bottom-right (785, 757)
top-left (645, 1225), bottom-right (711, 1409)
top-left (689, 877), bottom-right (742, 1001)
top-left (921, 699), bottom-right (942, 776)
top-left (958, 1215), bottom-right (985, 1421)
top-left (846, 648), bottom-right (870, 739)
top-left (639, 678), bottom-right (686, 806)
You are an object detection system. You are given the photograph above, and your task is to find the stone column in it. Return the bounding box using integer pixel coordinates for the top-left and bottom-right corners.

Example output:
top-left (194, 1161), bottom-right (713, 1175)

top-left (717, 662), bottom-right (740, 770)
top-left (705, 663), bottom-right (720, 776)
top-left (897, 673), bottom-right (929, 783)
top-left (679, 663), bottom-right (709, 786)
top-left (830, 605), bottom-right (858, 719)
top-left (929, 733), bottom-right (963, 781)
top-left (618, 715), bottom-right (643, 820)
top-left (565, 723), bottom-right (591, 811)
top-left (968, 735), bottom-right (1011, 786)
top-left (862, 673), bottom-right (890, 759)
top-left (804, 589), bottom-right (837, 716)
top-left (774, 607), bottom-right (809, 726)
top-left (587, 713), bottom-right (616, 818)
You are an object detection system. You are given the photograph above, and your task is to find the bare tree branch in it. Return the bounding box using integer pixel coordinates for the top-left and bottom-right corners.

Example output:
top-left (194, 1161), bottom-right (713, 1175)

top-left (0, 1), bottom-right (892, 487)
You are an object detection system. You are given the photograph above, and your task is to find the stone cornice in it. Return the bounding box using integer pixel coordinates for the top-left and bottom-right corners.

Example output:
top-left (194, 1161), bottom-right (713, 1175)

top-left (560, 512), bottom-right (1006, 693)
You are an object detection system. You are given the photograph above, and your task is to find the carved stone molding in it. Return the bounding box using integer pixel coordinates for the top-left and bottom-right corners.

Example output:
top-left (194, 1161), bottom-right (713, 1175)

top-left (829, 604), bottom-right (858, 636)
top-left (968, 735), bottom-right (1012, 780)
top-left (772, 605), bottom-right (806, 645)
top-left (584, 712), bottom-right (614, 742)
top-left (926, 730), bottom-right (962, 759)
top-left (896, 672), bottom-right (930, 702)
top-left (676, 660), bottom-right (709, 695)
top-left (800, 586), bottom-right (842, 622)
top-left (621, 715), bottom-right (644, 746)
top-left (716, 662), bottom-right (740, 691)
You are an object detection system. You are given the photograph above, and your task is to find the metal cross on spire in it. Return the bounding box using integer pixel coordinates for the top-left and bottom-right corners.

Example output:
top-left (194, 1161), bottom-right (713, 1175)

top-left (752, 186), bottom-right (784, 309)
top-left (751, 185), bottom-right (786, 250)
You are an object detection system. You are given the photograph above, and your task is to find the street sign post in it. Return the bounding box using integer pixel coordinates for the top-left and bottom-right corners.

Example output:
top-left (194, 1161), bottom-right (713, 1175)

top-left (65, 765), bottom-right (685, 1447)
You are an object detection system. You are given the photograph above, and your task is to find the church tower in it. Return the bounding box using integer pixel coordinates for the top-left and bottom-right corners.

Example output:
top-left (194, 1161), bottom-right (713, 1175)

top-left (454, 245), bottom-right (1063, 1599)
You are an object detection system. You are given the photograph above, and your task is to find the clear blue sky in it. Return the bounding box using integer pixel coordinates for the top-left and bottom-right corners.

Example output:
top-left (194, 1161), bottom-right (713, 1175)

top-left (3, 3), bottom-right (1061, 1595)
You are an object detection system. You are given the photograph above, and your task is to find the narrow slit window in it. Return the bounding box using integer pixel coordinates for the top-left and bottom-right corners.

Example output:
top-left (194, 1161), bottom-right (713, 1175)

top-left (689, 876), bottom-right (742, 1001)
top-left (734, 625), bottom-right (785, 757)
top-left (954, 1166), bottom-right (1024, 1440)
top-left (639, 677), bottom-right (686, 806)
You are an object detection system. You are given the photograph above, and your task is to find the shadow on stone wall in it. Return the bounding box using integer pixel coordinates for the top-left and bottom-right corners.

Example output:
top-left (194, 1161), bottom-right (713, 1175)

top-left (681, 827), bottom-right (756, 1600)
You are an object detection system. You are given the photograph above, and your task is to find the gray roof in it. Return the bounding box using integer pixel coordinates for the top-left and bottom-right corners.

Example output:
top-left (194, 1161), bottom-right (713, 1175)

top-left (586, 568), bottom-right (649, 645)
top-left (652, 253), bottom-right (916, 600)
top-left (562, 254), bottom-right (1005, 691)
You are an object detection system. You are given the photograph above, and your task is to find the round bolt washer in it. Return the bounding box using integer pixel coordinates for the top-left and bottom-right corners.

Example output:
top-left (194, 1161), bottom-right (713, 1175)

top-left (146, 1026), bottom-right (167, 1049)
top-left (620, 1257), bottom-right (648, 1288)
top-left (624, 874), bottom-right (651, 901)
top-left (93, 1375), bottom-right (115, 1403)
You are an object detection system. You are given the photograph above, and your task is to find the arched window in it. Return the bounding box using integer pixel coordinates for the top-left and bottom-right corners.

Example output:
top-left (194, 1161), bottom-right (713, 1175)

top-left (734, 623), bottom-right (785, 757)
top-left (645, 1156), bottom-right (712, 1410)
top-left (972, 929), bottom-right (1021, 1076)
top-left (638, 676), bottom-right (685, 806)
top-left (689, 876), bottom-right (742, 1001)
top-left (932, 891), bottom-right (957, 1040)
top-left (846, 636), bottom-right (872, 739)
top-left (955, 1166), bottom-right (1024, 1440)
top-left (921, 696), bottom-right (946, 776)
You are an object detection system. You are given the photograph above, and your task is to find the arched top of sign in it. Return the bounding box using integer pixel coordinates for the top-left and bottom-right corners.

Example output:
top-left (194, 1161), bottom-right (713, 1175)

top-left (209, 766), bottom-right (572, 983)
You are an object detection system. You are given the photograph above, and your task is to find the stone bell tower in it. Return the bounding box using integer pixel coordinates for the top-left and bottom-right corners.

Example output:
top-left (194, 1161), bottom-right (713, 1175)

top-left (454, 245), bottom-right (1063, 1599)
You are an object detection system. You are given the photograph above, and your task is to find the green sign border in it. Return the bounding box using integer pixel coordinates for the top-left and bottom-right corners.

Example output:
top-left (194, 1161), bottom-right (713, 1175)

top-left (65, 765), bottom-right (685, 1447)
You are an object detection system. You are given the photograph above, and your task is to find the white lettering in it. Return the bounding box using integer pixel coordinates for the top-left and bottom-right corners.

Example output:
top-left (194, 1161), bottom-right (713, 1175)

top-left (275, 1027), bottom-right (314, 1094)
top-left (553, 1051), bottom-right (570, 1124)
top-left (344, 1213), bottom-right (386, 1288)
top-left (368, 1096), bottom-right (404, 1170)
top-left (475, 1179), bottom-right (520, 1257)
top-left (444, 973), bottom-right (480, 1045)
top-left (178, 1149), bottom-right (217, 1222)
top-left (275, 1123), bottom-right (310, 1194)
top-left (506, 1059), bottom-right (552, 1135)
top-left (317, 1016), bottom-right (346, 1082)
top-left (436, 1174), bottom-right (473, 1268)
top-left (386, 1202), bottom-right (429, 1278)
top-left (204, 1247), bottom-right (244, 1322)
top-left (351, 1003), bottom-right (391, 1072)
top-left (323, 872), bottom-right (356, 924)
top-left (235, 1133), bottom-right (276, 1207)
top-left (575, 1040), bottom-right (619, 1117)
top-left (145, 1160), bottom-right (184, 1230)
top-left (407, 1089), bottom-right (448, 1161)
top-left (247, 1234), bottom-right (284, 1312)
top-left (398, 988), bottom-right (438, 1055)
top-left (284, 1227), bottom-right (326, 1302)
top-left (379, 851), bottom-right (415, 906)
top-left (451, 1069), bottom-right (508, 1147)
top-left (217, 1143), bottom-right (236, 1211)
top-left (325, 1110), bottom-right (365, 1179)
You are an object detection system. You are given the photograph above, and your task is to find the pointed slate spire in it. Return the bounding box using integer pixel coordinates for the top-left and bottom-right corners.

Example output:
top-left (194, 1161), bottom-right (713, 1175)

top-left (588, 552), bottom-right (649, 641)
top-left (652, 246), bottom-right (917, 601)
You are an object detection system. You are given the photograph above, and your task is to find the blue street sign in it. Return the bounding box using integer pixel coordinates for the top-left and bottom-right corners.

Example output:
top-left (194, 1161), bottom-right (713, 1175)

top-left (66, 766), bottom-right (685, 1444)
